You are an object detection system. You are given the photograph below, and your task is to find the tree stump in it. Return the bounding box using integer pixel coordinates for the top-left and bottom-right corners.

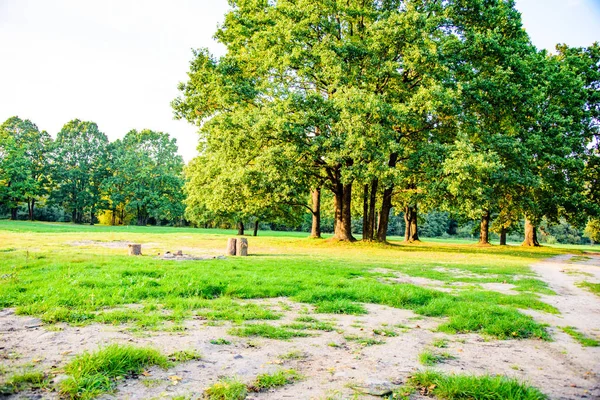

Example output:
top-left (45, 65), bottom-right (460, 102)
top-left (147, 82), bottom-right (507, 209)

top-left (128, 244), bottom-right (142, 256)
top-left (226, 238), bottom-right (237, 256)
top-left (236, 238), bottom-right (248, 257)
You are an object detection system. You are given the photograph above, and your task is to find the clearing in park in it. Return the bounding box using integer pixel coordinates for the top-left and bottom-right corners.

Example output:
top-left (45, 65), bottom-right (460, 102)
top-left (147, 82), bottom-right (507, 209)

top-left (1, 221), bottom-right (599, 399)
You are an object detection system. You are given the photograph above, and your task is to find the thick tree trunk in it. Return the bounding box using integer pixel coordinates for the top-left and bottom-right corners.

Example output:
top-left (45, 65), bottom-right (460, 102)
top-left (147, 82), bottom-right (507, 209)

top-left (237, 221), bottom-right (245, 236)
top-left (522, 219), bottom-right (540, 247)
top-left (404, 207), bottom-right (411, 242)
top-left (90, 211), bottom-right (95, 226)
top-left (377, 187), bottom-right (393, 242)
top-left (368, 179), bottom-right (378, 241)
top-left (10, 207), bottom-right (17, 220)
top-left (71, 209), bottom-right (76, 223)
top-left (333, 182), bottom-right (355, 241)
top-left (111, 209), bottom-right (116, 226)
top-left (253, 220), bottom-right (259, 237)
top-left (479, 210), bottom-right (490, 245)
top-left (310, 188), bottom-right (321, 238)
top-left (500, 227), bottom-right (507, 246)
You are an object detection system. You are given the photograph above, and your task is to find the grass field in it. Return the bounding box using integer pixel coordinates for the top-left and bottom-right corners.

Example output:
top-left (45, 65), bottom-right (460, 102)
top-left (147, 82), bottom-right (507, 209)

top-left (0, 220), bottom-right (579, 338)
top-left (1, 220), bottom-right (596, 399)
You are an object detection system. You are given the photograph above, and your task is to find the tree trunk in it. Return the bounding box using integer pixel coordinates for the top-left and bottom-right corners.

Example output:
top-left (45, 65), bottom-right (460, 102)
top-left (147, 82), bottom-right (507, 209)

top-left (522, 219), bottom-right (540, 247)
top-left (362, 184), bottom-right (369, 241)
top-left (111, 209), bottom-right (116, 226)
top-left (310, 188), bottom-right (321, 238)
top-left (368, 179), bottom-right (378, 241)
top-left (404, 207), bottom-right (411, 242)
top-left (237, 221), bottom-right (245, 236)
top-left (376, 154), bottom-right (398, 243)
top-left (253, 220), bottom-right (259, 237)
top-left (333, 181), bottom-right (355, 241)
top-left (377, 186), bottom-right (393, 242)
top-left (500, 227), bottom-right (507, 246)
top-left (10, 207), bottom-right (17, 220)
top-left (72, 209), bottom-right (76, 223)
top-left (29, 199), bottom-right (36, 221)
top-left (90, 211), bottom-right (95, 226)
top-left (404, 205), bottom-right (420, 242)
top-left (410, 206), bottom-right (419, 242)
top-left (479, 210), bottom-right (490, 245)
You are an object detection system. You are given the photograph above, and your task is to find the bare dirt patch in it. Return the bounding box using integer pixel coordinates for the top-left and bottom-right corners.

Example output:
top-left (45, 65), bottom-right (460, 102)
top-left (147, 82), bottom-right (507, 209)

top-left (0, 296), bottom-right (598, 399)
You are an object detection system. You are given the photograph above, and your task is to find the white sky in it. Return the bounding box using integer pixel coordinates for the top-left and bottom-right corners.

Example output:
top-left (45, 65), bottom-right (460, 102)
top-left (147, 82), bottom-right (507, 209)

top-left (0, 0), bottom-right (599, 162)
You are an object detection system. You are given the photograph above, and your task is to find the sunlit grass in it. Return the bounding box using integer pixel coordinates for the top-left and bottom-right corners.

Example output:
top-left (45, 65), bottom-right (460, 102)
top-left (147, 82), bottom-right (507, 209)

top-left (0, 220), bottom-right (576, 340)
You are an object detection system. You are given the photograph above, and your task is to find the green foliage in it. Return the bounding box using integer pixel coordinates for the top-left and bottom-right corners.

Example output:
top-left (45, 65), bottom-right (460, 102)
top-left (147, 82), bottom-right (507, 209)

top-left (0, 116), bottom-right (52, 220)
top-left (60, 344), bottom-right (170, 399)
top-left (584, 219), bottom-right (600, 243)
top-left (108, 130), bottom-right (185, 226)
top-left (204, 378), bottom-right (247, 400)
top-left (560, 326), bottom-right (600, 347)
top-left (406, 370), bottom-right (547, 400)
top-left (50, 119), bottom-right (109, 224)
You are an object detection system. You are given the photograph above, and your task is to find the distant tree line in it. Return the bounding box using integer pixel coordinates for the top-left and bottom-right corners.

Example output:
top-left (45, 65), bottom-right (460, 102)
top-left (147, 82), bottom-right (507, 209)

top-left (0, 117), bottom-right (185, 225)
top-left (173, 0), bottom-right (600, 246)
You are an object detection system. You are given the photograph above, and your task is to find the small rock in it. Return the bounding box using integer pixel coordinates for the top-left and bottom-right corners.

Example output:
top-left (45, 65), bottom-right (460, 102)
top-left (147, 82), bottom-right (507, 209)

top-left (234, 354), bottom-right (243, 359)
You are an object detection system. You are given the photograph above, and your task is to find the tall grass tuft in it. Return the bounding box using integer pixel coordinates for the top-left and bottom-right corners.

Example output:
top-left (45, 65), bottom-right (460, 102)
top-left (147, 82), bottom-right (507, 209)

top-left (60, 344), bottom-right (170, 399)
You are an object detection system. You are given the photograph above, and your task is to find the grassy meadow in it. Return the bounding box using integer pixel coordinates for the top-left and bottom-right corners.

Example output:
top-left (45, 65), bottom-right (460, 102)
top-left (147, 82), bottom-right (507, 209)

top-left (0, 220), bottom-right (581, 340)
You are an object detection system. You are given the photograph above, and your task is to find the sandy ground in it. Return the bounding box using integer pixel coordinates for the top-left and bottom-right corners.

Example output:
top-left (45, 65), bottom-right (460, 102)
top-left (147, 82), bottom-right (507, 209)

top-left (1, 255), bottom-right (600, 400)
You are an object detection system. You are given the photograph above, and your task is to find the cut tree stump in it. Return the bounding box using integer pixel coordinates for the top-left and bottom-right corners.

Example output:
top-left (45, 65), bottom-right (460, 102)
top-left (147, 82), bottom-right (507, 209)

top-left (236, 238), bottom-right (248, 257)
top-left (226, 238), bottom-right (237, 256)
top-left (128, 244), bottom-right (142, 256)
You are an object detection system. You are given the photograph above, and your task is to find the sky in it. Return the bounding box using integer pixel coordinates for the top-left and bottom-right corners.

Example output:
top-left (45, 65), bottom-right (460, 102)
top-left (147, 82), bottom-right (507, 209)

top-left (0, 0), bottom-right (599, 162)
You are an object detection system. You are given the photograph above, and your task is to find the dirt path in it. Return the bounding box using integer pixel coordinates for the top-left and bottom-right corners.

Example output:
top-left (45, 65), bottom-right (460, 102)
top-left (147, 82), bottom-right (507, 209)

top-left (2, 256), bottom-right (600, 399)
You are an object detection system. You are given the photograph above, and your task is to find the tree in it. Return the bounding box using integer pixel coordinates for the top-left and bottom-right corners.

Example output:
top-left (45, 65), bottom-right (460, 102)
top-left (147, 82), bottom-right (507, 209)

top-left (584, 219), bottom-right (600, 243)
top-left (0, 116), bottom-right (52, 220)
top-left (118, 130), bottom-right (185, 226)
top-left (50, 120), bottom-right (109, 224)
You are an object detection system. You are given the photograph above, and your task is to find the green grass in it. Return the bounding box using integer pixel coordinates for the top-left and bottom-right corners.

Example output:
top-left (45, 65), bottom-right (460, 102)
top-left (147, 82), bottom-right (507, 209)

top-left (432, 338), bottom-right (449, 348)
top-left (576, 281), bottom-right (600, 297)
top-left (0, 370), bottom-right (48, 395)
top-left (279, 350), bottom-right (306, 360)
top-left (560, 326), bottom-right (600, 347)
top-left (210, 338), bottom-right (232, 345)
top-left (418, 350), bottom-right (456, 366)
top-left (204, 377), bottom-right (247, 400)
top-left (404, 370), bottom-right (547, 399)
top-left (250, 369), bottom-right (301, 391)
top-left (59, 344), bottom-right (170, 399)
top-left (282, 317), bottom-right (336, 331)
top-left (0, 220), bottom-right (572, 339)
top-left (168, 349), bottom-right (202, 362)
top-left (373, 328), bottom-right (398, 337)
top-left (228, 323), bottom-right (310, 340)
top-left (344, 335), bottom-right (385, 346)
